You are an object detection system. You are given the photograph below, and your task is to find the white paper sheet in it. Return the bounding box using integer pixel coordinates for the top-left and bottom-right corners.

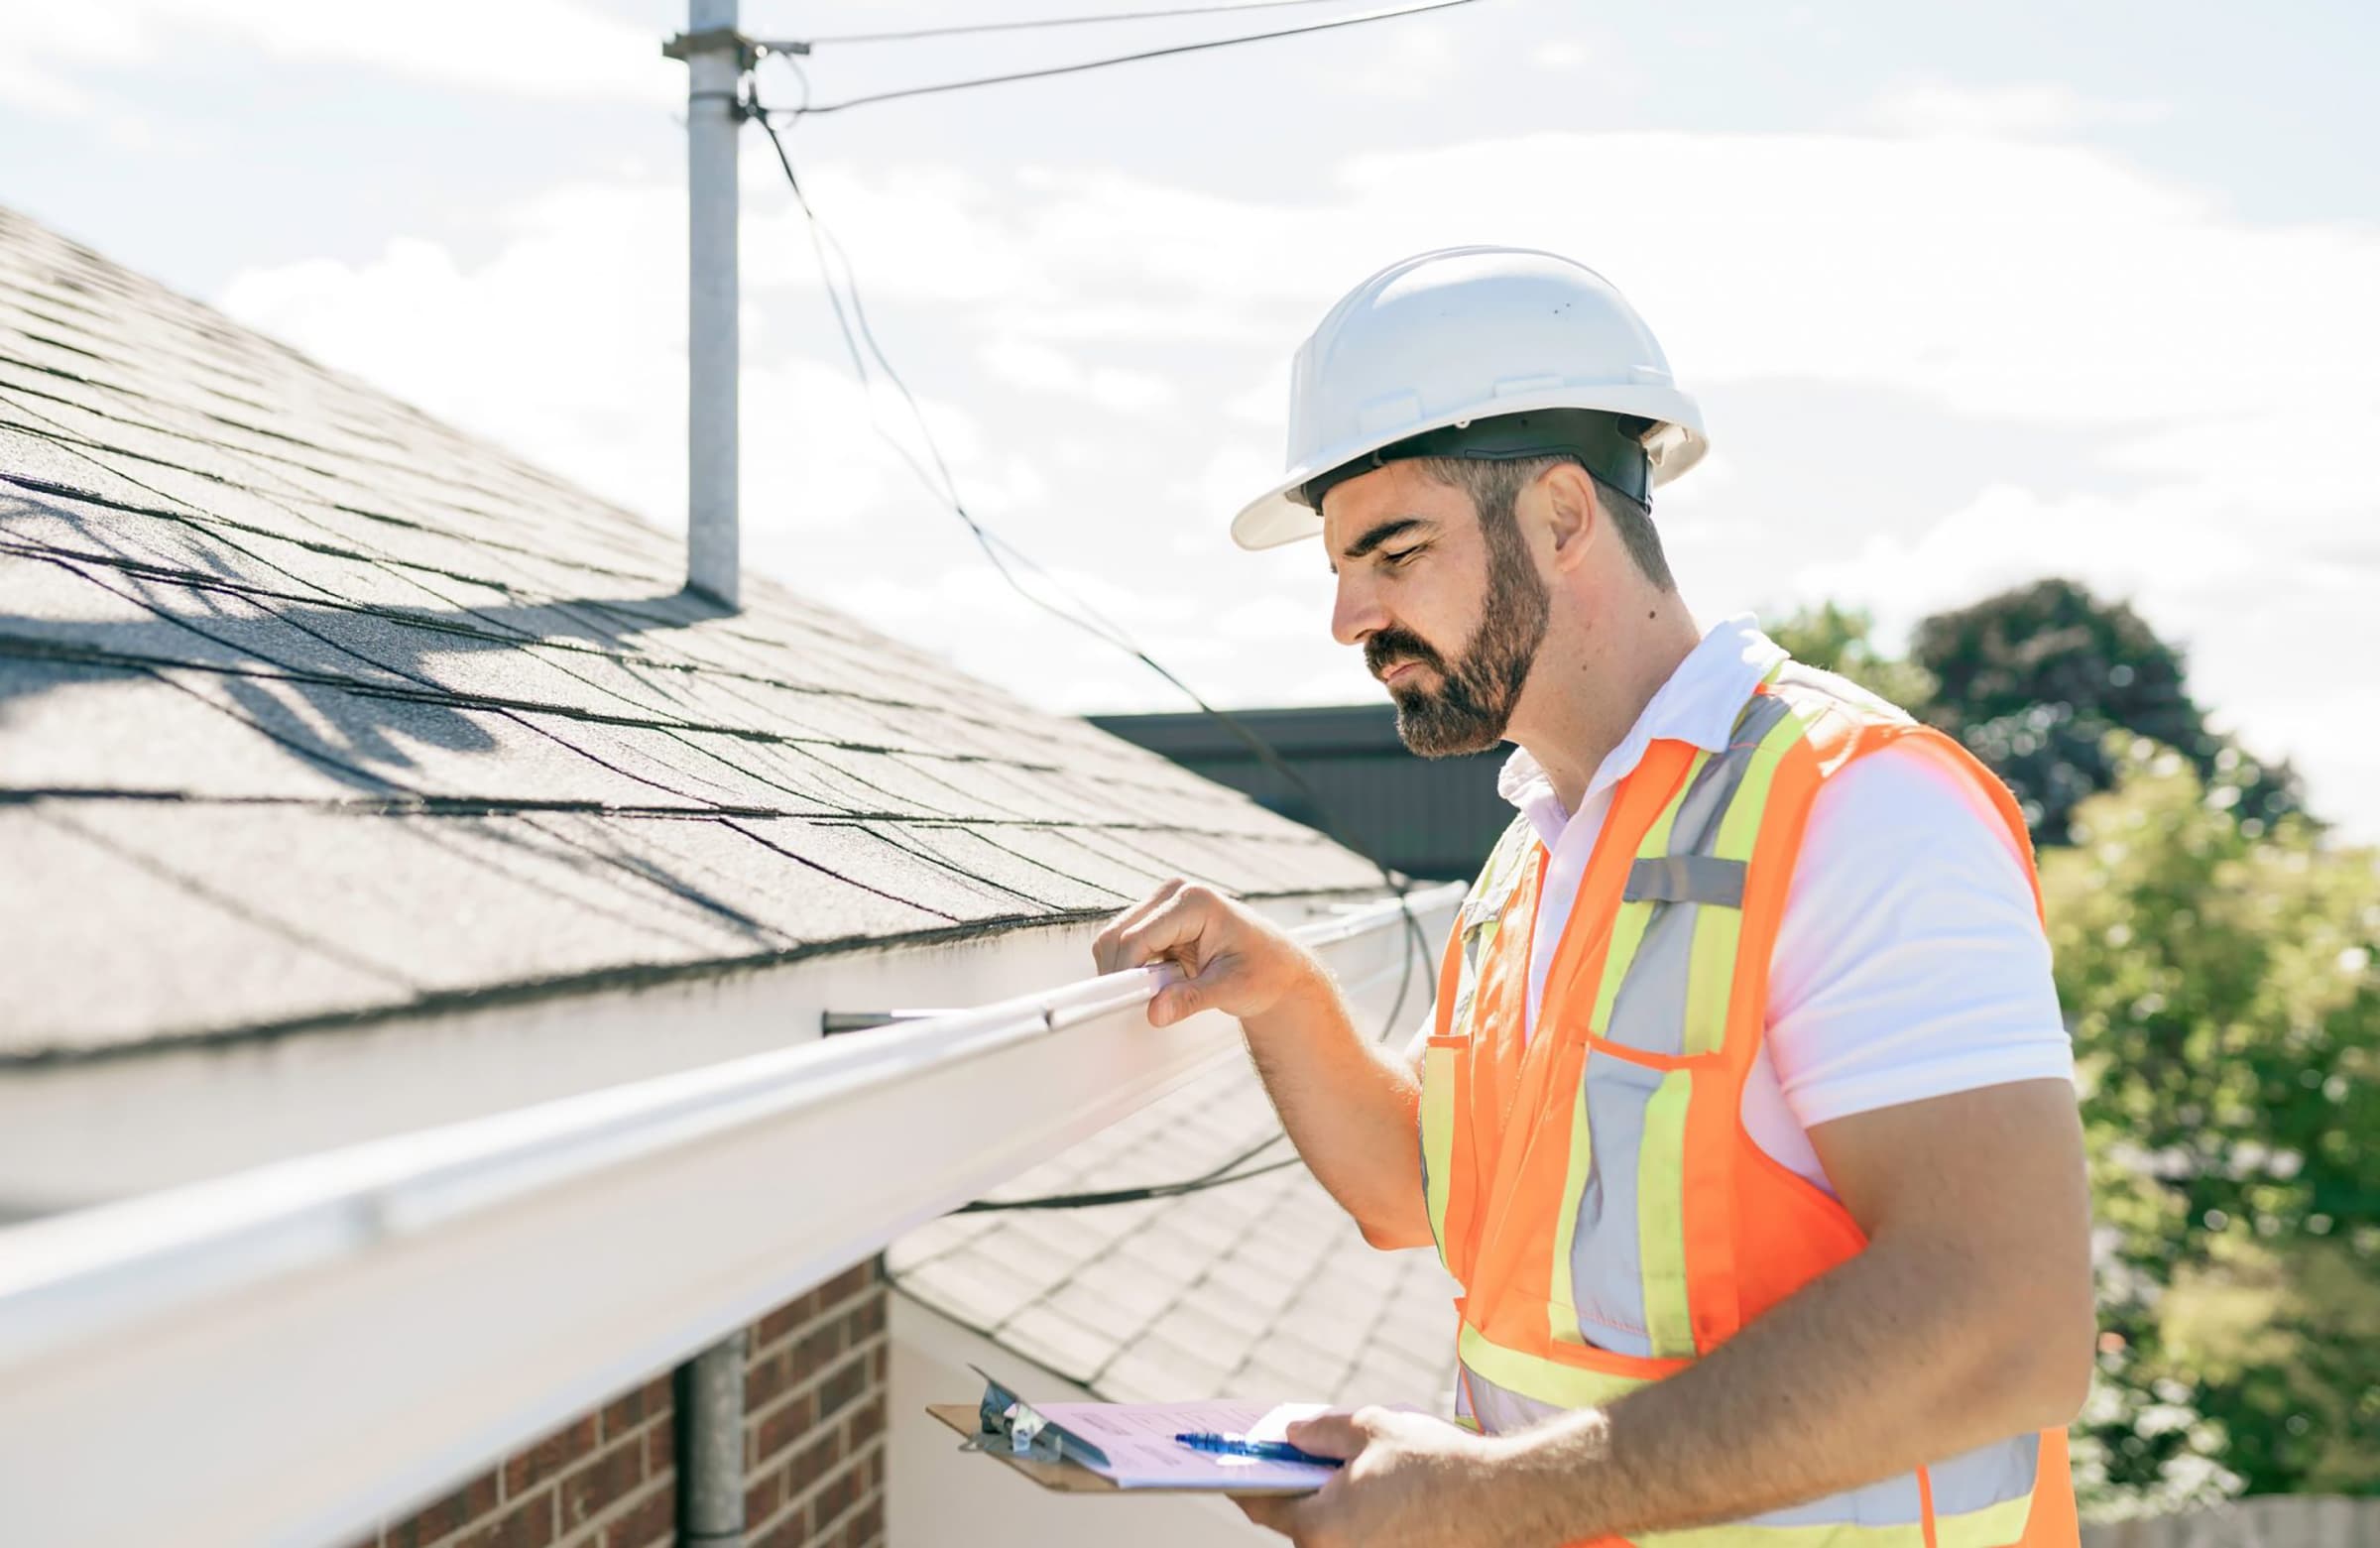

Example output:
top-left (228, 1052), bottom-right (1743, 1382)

top-left (1034, 1398), bottom-right (1340, 1490)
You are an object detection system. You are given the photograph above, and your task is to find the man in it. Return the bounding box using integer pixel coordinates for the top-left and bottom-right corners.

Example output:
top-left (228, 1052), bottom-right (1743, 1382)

top-left (1092, 248), bottom-right (2094, 1548)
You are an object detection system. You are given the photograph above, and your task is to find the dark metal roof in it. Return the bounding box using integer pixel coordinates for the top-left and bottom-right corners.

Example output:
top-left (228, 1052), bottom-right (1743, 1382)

top-left (1090, 703), bottom-right (1512, 882)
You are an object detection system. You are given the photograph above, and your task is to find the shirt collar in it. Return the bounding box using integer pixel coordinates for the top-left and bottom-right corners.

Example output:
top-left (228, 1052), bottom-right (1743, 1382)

top-left (1497, 614), bottom-right (1787, 842)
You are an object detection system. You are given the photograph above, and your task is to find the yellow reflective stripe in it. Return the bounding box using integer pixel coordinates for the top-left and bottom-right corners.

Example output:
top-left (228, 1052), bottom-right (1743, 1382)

top-left (1712, 705), bottom-right (1808, 862)
top-left (1420, 1044), bottom-right (1457, 1257)
top-left (1547, 1071), bottom-right (1594, 1348)
top-left (1637, 1067), bottom-right (1698, 1358)
top-left (1590, 751), bottom-right (1710, 1030)
top-left (1458, 1322), bottom-right (1653, 1411)
top-left (1934, 1489), bottom-right (2038, 1548)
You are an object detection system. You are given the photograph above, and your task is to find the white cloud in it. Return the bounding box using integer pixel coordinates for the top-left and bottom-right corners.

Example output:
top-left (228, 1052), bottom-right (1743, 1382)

top-left (1859, 78), bottom-right (2170, 140)
top-left (213, 123), bottom-right (2380, 831)
top-left (979, 338), bottom-right (1176, 414)
top-left (0, 0), bottom-right (667, 119)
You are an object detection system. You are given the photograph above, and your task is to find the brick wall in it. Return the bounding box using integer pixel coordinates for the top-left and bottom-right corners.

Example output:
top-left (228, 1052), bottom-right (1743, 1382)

top-left (345, 1259), bottom-right (889, 1548)
top-left (742, 1261), bottom-right (889, 1548)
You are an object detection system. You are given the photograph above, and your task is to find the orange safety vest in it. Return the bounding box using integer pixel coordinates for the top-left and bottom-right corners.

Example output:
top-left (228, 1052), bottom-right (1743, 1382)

top-left (1418, 661), bottom-right (2079, 1548)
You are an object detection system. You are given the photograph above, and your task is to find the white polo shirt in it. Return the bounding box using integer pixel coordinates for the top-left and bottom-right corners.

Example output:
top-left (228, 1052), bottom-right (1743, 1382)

top-left (1412, 615), bottom-right (2074, 1195)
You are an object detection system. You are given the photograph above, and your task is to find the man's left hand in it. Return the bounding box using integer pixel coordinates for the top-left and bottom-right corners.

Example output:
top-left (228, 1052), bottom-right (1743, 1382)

top-left (1233, 1406), bottom-right (1501, 1547)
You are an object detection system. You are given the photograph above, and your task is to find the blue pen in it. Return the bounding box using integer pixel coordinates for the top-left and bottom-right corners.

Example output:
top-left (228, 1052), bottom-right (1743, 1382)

top-left (1174, 1431), bottom-right (1345, 1469)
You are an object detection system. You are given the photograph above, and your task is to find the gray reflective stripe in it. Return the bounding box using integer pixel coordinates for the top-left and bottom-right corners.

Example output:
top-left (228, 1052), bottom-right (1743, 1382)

top-left (1565, 1053), bottom-right (1665, 1356)
top-left (1604, 888), bottom-right (1703, 1058)
top-left (1623, 855), bottom-right (1747, 906)
top-left (1461, 1358), bottom-right (2029, 1534)
top-left (1930, 1433), bottom-right (2040, 1515)
top-left (1670, 690), bottom-right (1795, 853)
top-left (1457, 1359), bottom-right (1565, 1434)
top-left (1601, 692), bottom-right (1792, 1061)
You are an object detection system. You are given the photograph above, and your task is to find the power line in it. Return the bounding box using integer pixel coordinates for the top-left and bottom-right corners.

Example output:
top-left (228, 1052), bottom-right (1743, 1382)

top-left (769, 0), bottom-right (1477, 117)
top-left (799, 0), bottom-right (1372, 47)
top-left (747, 66), bottom-right (1445, 1208)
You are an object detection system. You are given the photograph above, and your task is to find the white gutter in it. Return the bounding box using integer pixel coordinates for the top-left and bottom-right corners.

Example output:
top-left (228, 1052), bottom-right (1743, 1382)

top-left (0, 882), bottom-right (1460, 1548)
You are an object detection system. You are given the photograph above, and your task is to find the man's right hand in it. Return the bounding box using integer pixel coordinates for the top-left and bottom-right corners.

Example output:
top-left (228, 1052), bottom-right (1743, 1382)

top-left (1091, 879), bottom-right (1330, 1029)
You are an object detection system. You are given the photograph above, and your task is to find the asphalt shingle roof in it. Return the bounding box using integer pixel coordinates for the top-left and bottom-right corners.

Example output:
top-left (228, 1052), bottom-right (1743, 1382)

top-left (889, 1056), bottom-right (1462, 1411)
top-left (0, 206), bottom-right (1382, 1062)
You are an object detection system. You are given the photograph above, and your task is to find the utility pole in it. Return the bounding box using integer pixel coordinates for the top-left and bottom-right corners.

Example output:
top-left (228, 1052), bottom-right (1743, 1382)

top-left (673, 0), bottom-right (744, 609)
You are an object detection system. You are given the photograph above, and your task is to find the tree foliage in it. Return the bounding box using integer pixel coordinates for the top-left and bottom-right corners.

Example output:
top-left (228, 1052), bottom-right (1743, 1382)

top-left (1910, 579), bottom-right (2303, 846)
top-left (1773, 584), bottom-right (2371, 1503)
top-left (1766, 601), bottom-right (1939, 711)
top-left (2042, 744), bottom-right (2380, 1502)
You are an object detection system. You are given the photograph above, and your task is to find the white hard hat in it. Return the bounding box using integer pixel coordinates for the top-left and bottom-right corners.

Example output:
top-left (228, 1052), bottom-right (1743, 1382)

top-left (1231, 246), bottom-right (1708, 550)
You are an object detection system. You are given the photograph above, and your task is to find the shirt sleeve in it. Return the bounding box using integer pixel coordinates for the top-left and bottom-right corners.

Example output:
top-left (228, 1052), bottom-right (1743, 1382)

top-left (1763, 741), bottom-right (2075, 1131)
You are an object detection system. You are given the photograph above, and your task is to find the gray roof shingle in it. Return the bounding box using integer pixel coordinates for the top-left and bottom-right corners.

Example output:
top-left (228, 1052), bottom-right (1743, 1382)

top-left (888, 1056), bottom-right (1462, 1412)
top-left (0, 206), bottom-right (1383, 1062)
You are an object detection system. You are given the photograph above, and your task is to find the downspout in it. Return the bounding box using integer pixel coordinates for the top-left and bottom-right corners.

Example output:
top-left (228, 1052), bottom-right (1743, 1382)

top-left (676, 1330), bottom-right (747, 1546)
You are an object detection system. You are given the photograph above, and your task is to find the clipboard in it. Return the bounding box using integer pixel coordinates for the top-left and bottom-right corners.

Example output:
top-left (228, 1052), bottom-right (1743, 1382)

top-left (930, 1367), bottom-right (1327, 1496)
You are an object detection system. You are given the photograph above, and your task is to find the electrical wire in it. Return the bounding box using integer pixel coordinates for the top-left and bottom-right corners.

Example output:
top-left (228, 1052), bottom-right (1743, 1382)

top-left (747, 71), bottom-right (1446, 1208)
top-left (753, 77), bottom-right (1433, 998)
top-left (955, 1131), bottom-right (1295, 1213)
top-left (767, 0), bottom-right (1478, 117)
top-left (798, 0), bottom-right (1372, 47)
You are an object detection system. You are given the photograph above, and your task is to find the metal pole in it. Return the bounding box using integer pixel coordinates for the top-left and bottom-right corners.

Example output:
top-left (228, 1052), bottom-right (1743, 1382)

top-left (675, 1330), bottom-right (747, 1546)
top-left (683, 0), bottom-right (741, 608)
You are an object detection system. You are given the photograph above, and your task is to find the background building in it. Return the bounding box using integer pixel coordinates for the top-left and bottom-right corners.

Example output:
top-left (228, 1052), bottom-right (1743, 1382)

top-left (1092, 704), bottom-right (1510, 884)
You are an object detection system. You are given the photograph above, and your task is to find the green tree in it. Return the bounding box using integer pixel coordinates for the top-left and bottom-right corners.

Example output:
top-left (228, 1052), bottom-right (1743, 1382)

top-left (2042, 742), bottom-right (2380, 1504)
top-left (1911, 579), bottom-right (2303, 846)
top-left (1767, 602), bottom-right (1938, 711)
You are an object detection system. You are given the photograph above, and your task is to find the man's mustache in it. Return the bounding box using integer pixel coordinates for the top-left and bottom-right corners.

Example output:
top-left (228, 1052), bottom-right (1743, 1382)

top-left (1366, 628), bottom-right (1446, 682)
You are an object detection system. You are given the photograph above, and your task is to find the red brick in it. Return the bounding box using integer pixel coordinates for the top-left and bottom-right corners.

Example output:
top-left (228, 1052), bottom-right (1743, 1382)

top-left (386, 1469), bottom-right (499, 1548)
top-left (448, 1490), bottom-right (556, 1548)
top-left (754, 1386), bottom-right (816, 1468)
top-left (556, 1438), bottom-right (646, 1531)
top-left (504, 1413), bottom-right (600, 1497)
top-left (755, 1288), bottom-right (815, 1349)
top-left (781, 1428), bottom-right (842, 1499)
top-left (750, 1511), bottom-right (807, 1548)
top-left (814, 1263), bottom-right (874, 1314)
top-left (746, 1466), bottom-right (783, 1526)
top-left (850, 1296), bottom-right (887, 1343)
top-left (816, 1355), bottom-right (868, 1424)
top-left (599, 1375), bottom-right (672, 1443)
top-left (806, 1457), bottom-right (866, 1536)
top-left (845, 1392), bottom-right (885, 1450)
top-left (597, 1481), bottom-right (675, 1548)
top-left (744, 1348), bottom-right (786, 1413)
top-left (643, 1417), bottom-right (674, 1478)
top-left (870, 1344), bottom-right (887, 1381)
top-left (788, 1321), bottom-right (844, 1386)
top-left (842, 1495), bottom-right (885, 1548)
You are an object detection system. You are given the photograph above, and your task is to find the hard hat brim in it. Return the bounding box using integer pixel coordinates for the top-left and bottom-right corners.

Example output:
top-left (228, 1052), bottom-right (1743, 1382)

top-left (1229, 385), bottom-right (1709, 551)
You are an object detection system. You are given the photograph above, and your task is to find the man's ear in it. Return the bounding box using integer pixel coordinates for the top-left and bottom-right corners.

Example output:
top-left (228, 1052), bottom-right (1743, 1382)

top-left (1539, 462), bottom-right (1600, 575)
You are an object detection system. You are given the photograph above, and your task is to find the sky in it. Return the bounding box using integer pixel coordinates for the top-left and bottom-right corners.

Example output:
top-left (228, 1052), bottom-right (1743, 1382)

top-left (4, 0), bottom-right (2377, 832)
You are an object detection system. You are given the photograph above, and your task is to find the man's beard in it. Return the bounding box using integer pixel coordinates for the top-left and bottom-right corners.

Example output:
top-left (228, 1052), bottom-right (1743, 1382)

top-left (1364, 519), bottom-right (1549, 758)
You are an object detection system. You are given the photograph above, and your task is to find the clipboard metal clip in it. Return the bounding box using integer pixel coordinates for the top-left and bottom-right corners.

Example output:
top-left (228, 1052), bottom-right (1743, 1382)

top-left (961, 1365), bottom-right (1111, 1469)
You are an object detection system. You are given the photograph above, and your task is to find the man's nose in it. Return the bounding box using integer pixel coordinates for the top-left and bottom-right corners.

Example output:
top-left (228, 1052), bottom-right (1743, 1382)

top-left (1331, 570), bottom-right (1386, 649)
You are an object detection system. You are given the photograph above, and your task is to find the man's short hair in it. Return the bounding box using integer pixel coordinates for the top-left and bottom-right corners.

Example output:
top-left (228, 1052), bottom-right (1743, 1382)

top-left (1412, 453), bottom-right (1676, 593)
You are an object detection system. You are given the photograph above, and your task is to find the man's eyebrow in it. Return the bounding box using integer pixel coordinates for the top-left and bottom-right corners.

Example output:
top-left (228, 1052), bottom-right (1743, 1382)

top-left (1329, 517), bottom-right (1431, 573)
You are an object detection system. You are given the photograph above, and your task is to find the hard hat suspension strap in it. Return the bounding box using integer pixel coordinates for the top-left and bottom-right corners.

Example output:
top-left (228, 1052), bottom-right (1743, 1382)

top-left (1294, 409), bottom-right (1654, 513)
